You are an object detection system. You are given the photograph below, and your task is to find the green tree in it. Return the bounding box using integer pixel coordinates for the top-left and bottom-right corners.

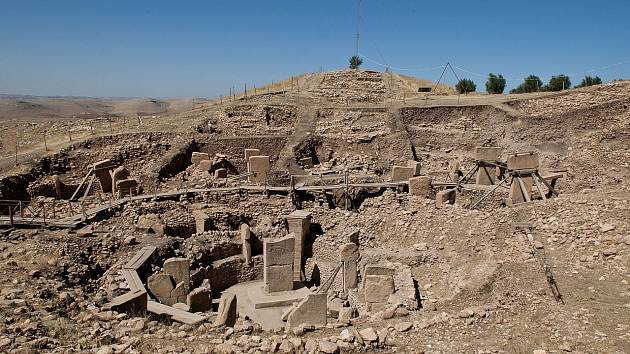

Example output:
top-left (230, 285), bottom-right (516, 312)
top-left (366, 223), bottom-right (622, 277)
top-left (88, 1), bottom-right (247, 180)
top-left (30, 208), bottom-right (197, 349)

top-left (485, 73), bottom-right (506, 94)
top-left (349, 56), bottom-right (363, 69)
top-left (576, 75), bottom-right (602, 88)
top-left (510, 75), bottom-right (543, 94)
top-left (455, 79), bottom-right (476, 94)
top-left (544, 74), bottom-right (571, 91)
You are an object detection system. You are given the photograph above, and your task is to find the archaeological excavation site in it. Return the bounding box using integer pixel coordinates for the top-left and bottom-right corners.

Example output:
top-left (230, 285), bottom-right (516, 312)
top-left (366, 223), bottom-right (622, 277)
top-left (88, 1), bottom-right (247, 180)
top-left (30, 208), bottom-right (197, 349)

top-left (0, 70), bottom-right (629, 353)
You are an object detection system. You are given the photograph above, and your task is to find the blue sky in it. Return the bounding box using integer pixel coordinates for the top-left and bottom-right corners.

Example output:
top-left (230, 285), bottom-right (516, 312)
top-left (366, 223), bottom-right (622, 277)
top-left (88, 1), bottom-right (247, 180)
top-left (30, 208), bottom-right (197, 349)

top-left (1, 0), bottom-right (629, 97)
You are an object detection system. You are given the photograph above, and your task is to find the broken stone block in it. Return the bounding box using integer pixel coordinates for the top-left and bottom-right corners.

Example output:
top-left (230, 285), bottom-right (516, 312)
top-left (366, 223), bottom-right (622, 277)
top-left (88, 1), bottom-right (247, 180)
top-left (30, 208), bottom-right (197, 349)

top-left (198, 160), bottom-right (213, 172)
top-left (391, 166), bottom-right (415, 182)
top-left (187, 287), bottom-right (212, 312)
top-left (169, 281), bottom-right (188, 305)
top-left (338, 306), bottom-right (358, 321)
top-left (240, 224), bottom-right (252, 265)
top-left (286, 293), bottom-right (327, 328)
top-left (409, 176), bottom-right (432, 198)
top-left (148, 272), bottom-right (175, 304)
top-left (136, 214), bottom-right (165, 236)
top-left (192, 210), bottom-right (212, 234)
top-left (263, 234), bottom-right (295, 266)
top-left (214, 168), bottom-right (228, 179)
top-left (299, 157), bottom-right (314, 168)
top-left (435, 189), bottom-right (456, 208)
top-left (103, 289), bottom-right (147, 315)
top-left (163, 258), bottom-right (190, 292)
top-left (364, 275), bottom-right (395, 303)
top-left (92, 159), bottom-right (115, 192)
top-left (110, 166), bottom-right (130, 195)
top-left (248, 155), bottom-right (270, 184)
top-left (327, 297), bottom-right (344, 318)
top-left (191, 152), bottom-right (210, 165)
top-left (116, 179), bottom-right (138, 198)
top-left (214, 292), bottom-right (237, 327)
top-left (407, 160), bottom-right (422, 176)
top-left (264, 264), bottom-right (294, 293)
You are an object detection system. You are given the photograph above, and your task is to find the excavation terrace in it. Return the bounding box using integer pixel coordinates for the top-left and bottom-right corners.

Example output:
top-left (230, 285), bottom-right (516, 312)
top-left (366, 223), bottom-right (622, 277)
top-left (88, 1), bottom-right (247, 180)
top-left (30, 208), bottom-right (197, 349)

top-left (0, 70), bottom-right (629, 353)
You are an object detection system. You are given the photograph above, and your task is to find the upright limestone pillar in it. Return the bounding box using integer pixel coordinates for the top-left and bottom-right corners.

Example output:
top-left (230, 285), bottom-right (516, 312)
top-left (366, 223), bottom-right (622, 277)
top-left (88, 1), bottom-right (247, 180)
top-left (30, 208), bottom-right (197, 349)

top-left (285, 210), bottom-right (311, 283)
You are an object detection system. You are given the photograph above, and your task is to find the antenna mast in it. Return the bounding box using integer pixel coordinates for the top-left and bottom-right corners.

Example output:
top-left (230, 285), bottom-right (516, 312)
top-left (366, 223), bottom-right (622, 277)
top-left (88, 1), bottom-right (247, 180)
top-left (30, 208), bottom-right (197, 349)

top-left (355, 0), bottom-right (362, 58)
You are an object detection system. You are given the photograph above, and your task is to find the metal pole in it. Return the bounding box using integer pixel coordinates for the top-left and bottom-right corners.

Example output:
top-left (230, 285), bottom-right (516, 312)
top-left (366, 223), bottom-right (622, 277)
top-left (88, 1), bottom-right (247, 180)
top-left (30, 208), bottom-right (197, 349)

top-left (44, 131), bottom-right (48, 151)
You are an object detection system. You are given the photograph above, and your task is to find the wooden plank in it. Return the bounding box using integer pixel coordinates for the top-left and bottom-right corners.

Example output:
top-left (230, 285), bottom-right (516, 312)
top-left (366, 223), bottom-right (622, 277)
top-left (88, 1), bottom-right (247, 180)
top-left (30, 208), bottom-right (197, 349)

top-left (121, 269), bottom-right (145, 292)
top-left (124, 246), bottom-right (157, 270)
top-left (147, 301), bottom-right (205, 325)
top-left (70, 167), bottom-right (94, 201)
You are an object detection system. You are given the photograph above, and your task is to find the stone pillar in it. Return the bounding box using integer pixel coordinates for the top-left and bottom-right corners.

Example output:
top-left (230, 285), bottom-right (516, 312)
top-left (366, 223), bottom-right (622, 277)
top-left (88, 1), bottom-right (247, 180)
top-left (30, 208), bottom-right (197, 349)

top-left (110, 166), bottom-right (130, 196)
top-left (52, 175), bottom-right (62, 200)
top-left (116, 179), bottom-right (138, 198)
top-left (240, 224), bottom-right (252, 265)
top-left (248, 155), bottom-right (270, 184)
top-left (263, 235), bottom-right (295, 293)
top-left (92, 159), bottom-right (114, 192)
top-left (507, 152), bottom-right (539, 204)
top-left (475, 147), bottom-right (504, 185)
top-left (191, 152), bottom-right (210, 165)
top-left (192, 210), bottom-right (212, 234)
top-left (214, 168), bottom-right (228, 179)
top-left (407, 159), bottom-right (422, 176)
top-left (391, 166), bottom-right (415, 182)
top-left (245, 148), bottom-right (261, 174)
top-left (362, 265), bottom-right (395, 313)
top-left (286, 210), bottom-right (311, 282)
top-left (436, 189), bottom-right (456, 208)
top-left (339, 243), bottom-right (359, 290)
top-left (409, 176), bottom-right (432, 198)
top-left (163, 257), bottom-right (190, 293)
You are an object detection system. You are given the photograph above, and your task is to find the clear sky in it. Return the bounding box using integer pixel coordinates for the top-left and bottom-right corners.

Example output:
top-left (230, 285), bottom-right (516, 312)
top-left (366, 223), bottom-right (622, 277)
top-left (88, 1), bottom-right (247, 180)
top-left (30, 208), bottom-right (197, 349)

top-left (1, 0), bottom-right (629, 98)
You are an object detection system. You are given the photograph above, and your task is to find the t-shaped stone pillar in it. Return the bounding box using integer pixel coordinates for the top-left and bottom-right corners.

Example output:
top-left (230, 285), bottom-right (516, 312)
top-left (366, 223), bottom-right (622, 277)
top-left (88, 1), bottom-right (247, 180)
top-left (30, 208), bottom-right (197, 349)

top-left (285, 210), bottom-right (311, 283)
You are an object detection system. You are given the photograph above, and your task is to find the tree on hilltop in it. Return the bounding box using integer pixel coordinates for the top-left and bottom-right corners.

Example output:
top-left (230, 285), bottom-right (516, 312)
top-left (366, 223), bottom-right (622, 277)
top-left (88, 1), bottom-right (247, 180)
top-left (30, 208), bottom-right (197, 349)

top-left (486, 73), bottom-right (506, 94)
top-left (349, 56), bottom-right (363, 69)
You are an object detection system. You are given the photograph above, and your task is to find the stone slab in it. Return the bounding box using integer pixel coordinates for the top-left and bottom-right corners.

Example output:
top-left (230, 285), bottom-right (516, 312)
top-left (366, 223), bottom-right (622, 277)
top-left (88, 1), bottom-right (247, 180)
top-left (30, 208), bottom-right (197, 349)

top-left (214, 168), bottom-right (228, 179)
top-left (147, 301), bottom-right (205, 325)
top-left (244, 149), bottom-right (261, 160)
top-left (475, 147), bottom-right (504, 162)
top-left (191, 152), bottom-right (210, 165)
top-left (163, 258), bottom-right (190, 291)
top-left (286, 293), bottom-right (327, 328)
top-left (264, 264), bottom-right (294, 293)
top-left (248, 155), bottom-right (270, 184)
top-left (391, 166), bottom-right (415, 182)
top-left (263, 235), bottom-right (295, 266)
top-left (214, 292), bottom-right (237, 327)
top-left (192, 210), bottom-right (212, 234)
top-left (103, 289), bottom-right (147, 315)
top-left (407, 160), bottom-right (422, 176)
top-left (436, 189), bottom-right (456, 208)
top-left (409, 176), bottom-right (432, 198)
top-left (249, 284), bottom-right (311, 309)
top-left (507, 152), bottom-right (539, 171)
top-left (364, 275), bottom-right (395, 303)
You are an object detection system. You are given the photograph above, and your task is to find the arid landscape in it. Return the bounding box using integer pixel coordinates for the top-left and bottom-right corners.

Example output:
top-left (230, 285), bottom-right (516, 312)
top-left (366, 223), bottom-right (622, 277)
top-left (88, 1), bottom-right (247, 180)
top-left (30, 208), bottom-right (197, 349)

top-left (0, 69), bottom-right (629, 354)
